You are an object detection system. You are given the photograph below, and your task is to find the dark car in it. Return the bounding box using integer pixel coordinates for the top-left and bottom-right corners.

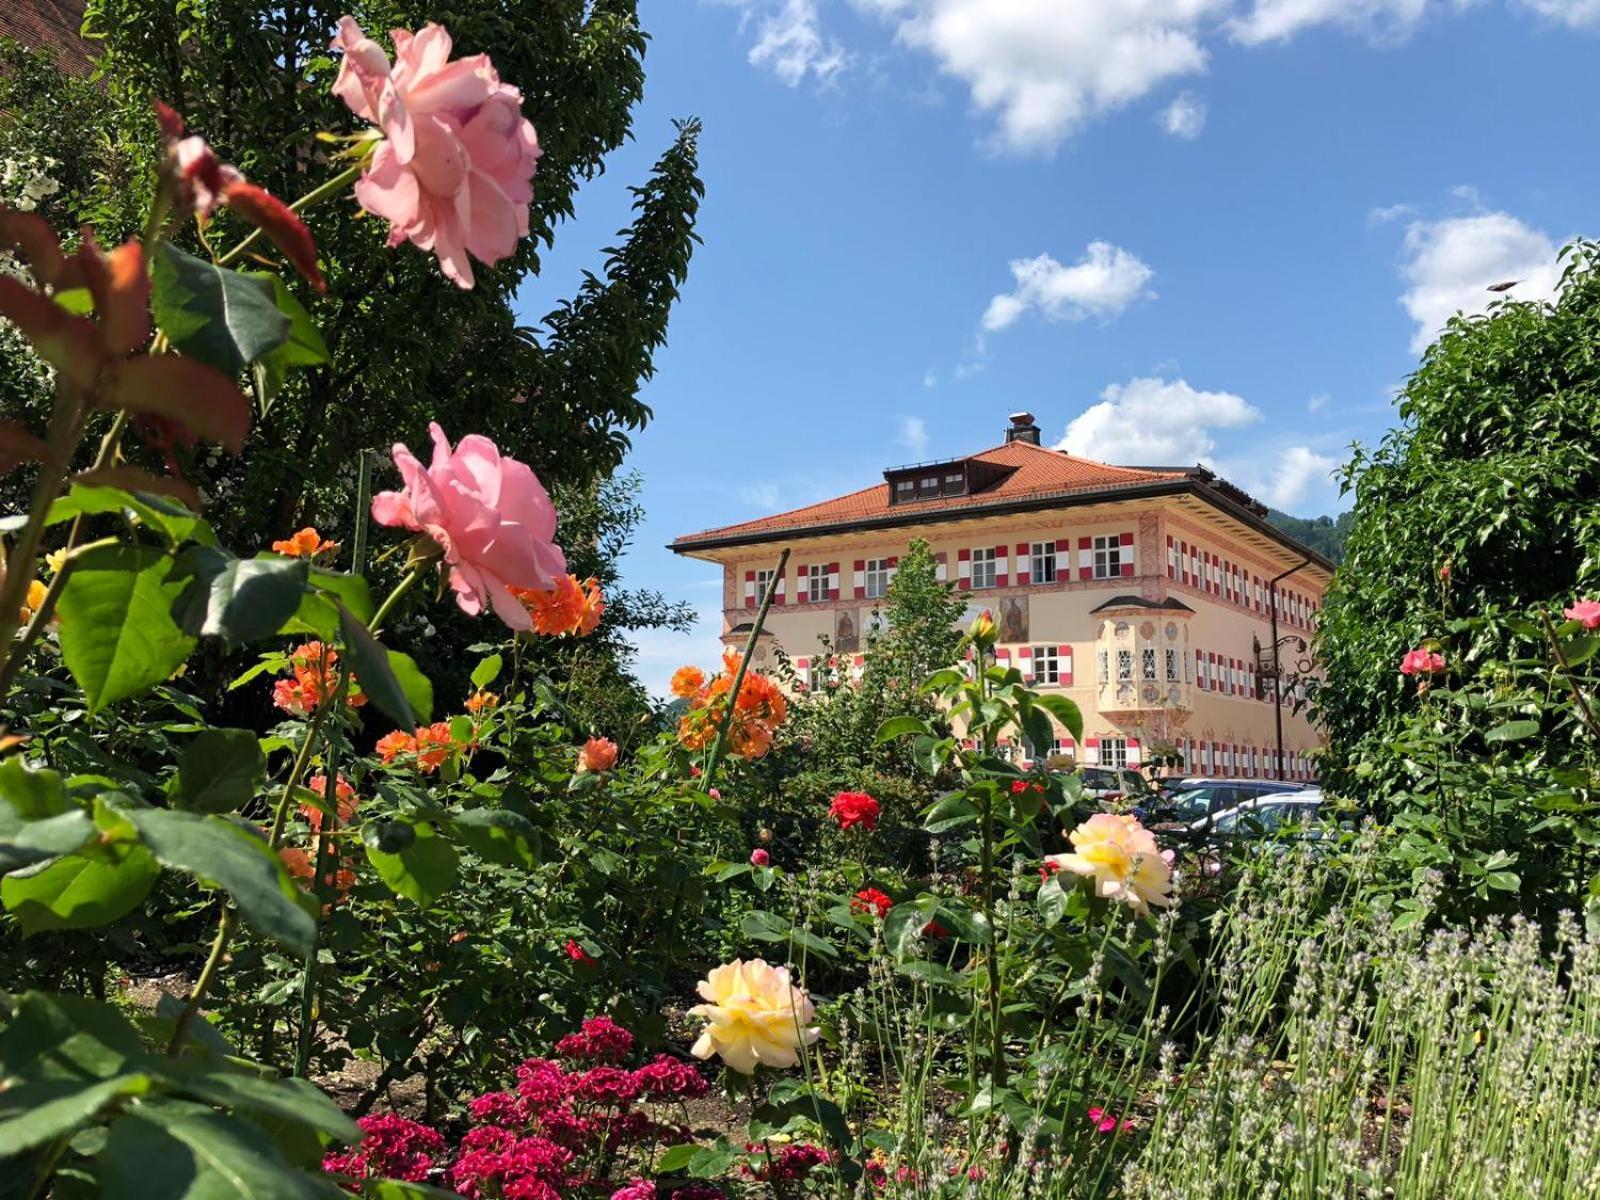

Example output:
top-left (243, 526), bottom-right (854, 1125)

top-left (1141, 778), bottom-right (1310, 829)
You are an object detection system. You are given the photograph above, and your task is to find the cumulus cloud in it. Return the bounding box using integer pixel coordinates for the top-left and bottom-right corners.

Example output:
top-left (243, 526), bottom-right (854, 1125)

top-left (896, 414), bottom-right (931, 455)
top-left (982, 242), bottom-right (1155, 332)
top-left (722, 0), bottom-right (849, 86)
top-left (1398, 210), bottom-right (1564, 353)
top-left (1057, 376), bottom-right (1261, 465)
top-left (1230, 0), bottom-right (1432, 45)
top-left (738, 482), bottom-right (784, 509)
top-left (1258, 445), bottom-right (1340, 509)
top-left (1158, 92), bottom-right (1207, 139)
top-left (855, 0), bottom-right (1227, 153)
top-left (1516, 0), bottom-right (1600, 26)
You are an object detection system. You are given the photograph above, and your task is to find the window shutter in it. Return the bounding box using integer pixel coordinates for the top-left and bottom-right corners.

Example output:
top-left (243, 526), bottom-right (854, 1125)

top-left (1166, 535), bottom-right (1176, 579)
top-left (1018, 645), bottom-right (1033, 681)
top-left (795, 563), bottom-right (809, 604)
top-left (1084, 735), bottom-right (1100, 766)
top-left (774, 575), bottom-right (785, 605)
top-left (995, 546), bottom-right (1009, 588)
top-left (1120, 531), bottom-right (1135, 577)
top-left (934, 551), bottom-right (947, 582)
top-left (1078, 536), bottom-right (1093, 581)
top-left (1014, 542), bottom-right (1030, 586)
top-left (957, 548), bottom-right (972, 591)
top-left (1059, 645), bottom-right (1073, 685)
top-left (853, 560), bottom-right (866, 600)
top-left (794, 657), bottom-right (810, 692)
top-left (828, 562), bottom-right (840, 602)
top-left (1126, 737), bottom-right (1142, 766)
top-left (744, 570), bottom-right (756, 609)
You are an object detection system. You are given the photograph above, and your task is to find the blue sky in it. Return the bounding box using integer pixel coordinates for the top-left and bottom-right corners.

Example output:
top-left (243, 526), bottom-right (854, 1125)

top-left (512, 0), bottom-right (1598, 695)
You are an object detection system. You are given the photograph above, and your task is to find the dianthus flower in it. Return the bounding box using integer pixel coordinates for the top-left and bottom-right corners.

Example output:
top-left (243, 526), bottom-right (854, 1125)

top-left (745, 1142), bottom-right (833, 1182)
top-left (570, 1065), bottom-right (640, 1107)
top-left (514, 1058), bottom-right (570, 1109)
top-left (271, 526), bottom-right (340, 560)
top-left (851, 887), bottom-right (893, 920)
top-left (1087, 1106), bottom-right (1134, 1135)
top-left (828, 791), bottom-right (881, 833)
top-left (322, 1113), bottom-right (445, 1183)
top-left (554, 1015), bottom-right (634, 1063)
top-left (612, 1181), bottom-right (656, 1200)
top-left (632, 1054), bottom-right (709, 1101)
top-left (468, 1092), bottom-right (528, 1128)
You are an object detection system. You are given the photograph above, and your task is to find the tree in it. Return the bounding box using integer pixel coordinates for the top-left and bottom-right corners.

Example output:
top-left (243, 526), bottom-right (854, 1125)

top-left (1314, 240), bottom-right (1600, 795)
top-left (867, 537), bottom-right (968, 697)
top-left (5, 1), bottom-right (702, 546)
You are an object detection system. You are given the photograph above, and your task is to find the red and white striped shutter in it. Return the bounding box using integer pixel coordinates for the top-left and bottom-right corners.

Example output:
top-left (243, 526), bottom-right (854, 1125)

top-left (957, 548), bottom-right (972, 591)
top-left (995, 546), bottom-right (1009, 588)
top-left (1078, 536), bottom-right (1093, 580)
top-left (1054, 538), bottom-right (1069, 575)
top-left (794, 657), bottom-right (810, 692)
top-left (744, 570), bottom-right (756, 609)
top-left (1018, 645), bottom-right (1033, 681)
top-left (1167, 535), bottom-right (1177, 580)
top-left (1059, 645), bottom-right (1073, 685)
top-left (828, 563), bottom-right (840, 602)
top-left (1084, 735), bottom-right (1100, 765)
top-left (935, 551), bottom-right (947, 582)
top-left (773, 574), bottom-right (786, 605)
top-left (1126, 737), bottom-right (1142, 766)
top-left (996, 647), bottom-right (1011, 671)
top-left (1195, 649), bottom-right (1205, 689)
top-left (1014, 542), bottom-right (1030, 586)
top-left (1191, 544), bottom-right (1200, 585)
top-left (1212, 554), bottom-right (1221, 595)
top-left (1235, 658), bottom-right (1244, 696)
top-left (795, 563), bottom-right (808, 603)
top-left (1180, 541), bottom-right (1191, 585)
top-left (853, 560), bottom-right (866, 600)
top-left (1119, 531), bottom-right (1135, 577)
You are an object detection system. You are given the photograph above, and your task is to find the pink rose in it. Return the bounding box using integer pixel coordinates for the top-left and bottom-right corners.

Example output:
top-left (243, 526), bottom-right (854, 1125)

top-left (1399, 648), bottom-right (1446, 676)
top-left (749, 848), bottom-right (769, 867)
top-left (331, 17), bottom-right (541, 289)
top-left (1565, 599), bottom-right (1600, 630)
top-left (372, 423), bottom-right (565, 629)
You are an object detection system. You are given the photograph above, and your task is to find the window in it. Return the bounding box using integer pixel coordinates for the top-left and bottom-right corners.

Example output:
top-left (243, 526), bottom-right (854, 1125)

top-left (1116, 649), bottom-right (1132, 681)
top-left (1093, 535), bottom-right (1123, 579)
top-left (1101, 737), bottom-right (1128, 768)
top-left (864, 558), bottom-right (891, 600)
top-left (805, 564), bottom-right (827, 603)
top-left (971, 547), bottom-right (997, 589)
top-left (1030, 542), bottom-right (1057, 584)
top-left (894, 480), bottom-right (914, 502)
top-left (754, 570), bottom-right (774, 605)
top-left (918, 475), bottom-right (940, 498)
top-left (943, 472), bottom-right (965, 496)
top-left (1031, 646), bottom-right (1059, 685)
top-left (1141, 647), bottom-right (1158, 681)
top-left (1165, 647), bottom-right (1180, 681)
top-left (1097, 650), bottom-right (1109, 684)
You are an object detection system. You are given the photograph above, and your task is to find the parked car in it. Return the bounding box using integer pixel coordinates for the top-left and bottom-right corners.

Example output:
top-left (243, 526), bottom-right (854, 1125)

top-left (1191, 790), bottom-right (1324, 837)
top-left (1069, 765), bottom-right (1154, 807)
top-left (1140, 778), bottom-right (1309, 828)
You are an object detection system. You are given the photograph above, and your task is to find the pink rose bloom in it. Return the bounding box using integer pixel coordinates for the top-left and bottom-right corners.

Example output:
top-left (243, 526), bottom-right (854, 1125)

top-left (330, 17), bottom-right (541, 289)
top-left (1565, 599), bottom-right (1600, 630)
top-left (1399, 648), bottom-right (1446, 676)
top-left (749, 848), bottom-right (769, 867)
top-left (372, 423), bottom-right (565, 629)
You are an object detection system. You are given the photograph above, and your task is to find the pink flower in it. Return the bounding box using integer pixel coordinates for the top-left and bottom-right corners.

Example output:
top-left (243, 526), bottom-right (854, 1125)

top-left (331, 17), bottom-right (541, 289)
top-left (612, 1183), bottom-right (656, 1200)
top-left (1399, 648), bottom-right (1446, 676)
top-left (749, 848), bottom-right (770, 867)
top-left (1565, 599), bottom-right (1600, 630)
top-left (372, 423), bottom-right (565, 629)
top-left (1087, 1106), bottom-right (1134, 1135)
top-left (576, 736), bottom-right (618, 774)
top-left (553, 1015), bottom-right (634, 1063)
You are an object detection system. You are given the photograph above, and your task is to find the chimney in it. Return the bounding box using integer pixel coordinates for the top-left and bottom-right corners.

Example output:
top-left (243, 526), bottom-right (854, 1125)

top-left (1005, 411), bottom-right (1041, 445)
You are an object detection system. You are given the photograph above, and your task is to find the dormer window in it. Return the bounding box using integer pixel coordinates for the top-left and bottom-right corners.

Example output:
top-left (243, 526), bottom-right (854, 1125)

top-left (884, 455), bottom-right (1011, 505)
top-left (894, 479), bottom-right (915, 501)
top-left (944, 472), bottom-right (965, 495)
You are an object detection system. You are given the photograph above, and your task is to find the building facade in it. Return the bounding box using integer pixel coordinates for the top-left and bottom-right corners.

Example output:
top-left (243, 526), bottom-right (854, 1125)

top-left (671, 413), bottom-right (1331, 781)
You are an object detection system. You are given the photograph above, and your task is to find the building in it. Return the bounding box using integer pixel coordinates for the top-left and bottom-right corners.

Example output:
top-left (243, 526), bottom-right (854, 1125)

top-left (0, 0), bottom-right (96, 77)
top-left (670, 412), bottom-right (1331, 780)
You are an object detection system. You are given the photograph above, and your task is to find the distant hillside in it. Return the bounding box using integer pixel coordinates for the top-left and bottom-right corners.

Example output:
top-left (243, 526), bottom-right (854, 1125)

top-left (1266, 509), bottom-right (1353, 564)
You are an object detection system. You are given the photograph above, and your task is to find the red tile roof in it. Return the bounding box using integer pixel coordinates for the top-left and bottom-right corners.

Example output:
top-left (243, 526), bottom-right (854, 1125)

top-left (673, 440), bottom-right (1194, 549)
top-left (0, 0), bottom-right (96, 77)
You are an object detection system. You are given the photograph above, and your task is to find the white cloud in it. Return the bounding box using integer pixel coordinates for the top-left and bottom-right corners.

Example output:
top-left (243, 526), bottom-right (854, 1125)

top-left (1307, 392), bottom-right (1329, 413)
top-left (1158, 92), bottom-right (1207, 139)
top-left (627, 601), bottom-right (727, 700)
top-left (856, 0), bottom-right (1228, 153)
top-left (723, 0), bottom-right (849, 86)
top-left (896, 415), bottom-right (931, 456)
top-left (982, 242), bottom-right (1155, 332)
top-left (1517, 0), bottom-right (1600, 26)
top-left (1368, 202), bottom-right (1415, 225)
top-left (922, 369), bottom-right (938, 389)
top-left (738, 482), bottom-right (784, 509)
top-left (1057, 376), bottom-right (1261, 464)
top-left (1398, 210), bottom-right (1564, 353)
top-left (1258, 445), bottom-right (1339, 509)
top-left (1230, 0), bottom-right (1432, 45)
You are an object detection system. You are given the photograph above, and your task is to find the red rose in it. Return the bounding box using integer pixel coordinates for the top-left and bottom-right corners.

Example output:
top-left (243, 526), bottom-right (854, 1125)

top-left (828, 791), bottom-right (881, 832)
top-left (851, 888), bottom-right (893, 919)
top-left (564, 938), bottom-right (595, 965)
top-left (749, 848), bottom-right (770, 867)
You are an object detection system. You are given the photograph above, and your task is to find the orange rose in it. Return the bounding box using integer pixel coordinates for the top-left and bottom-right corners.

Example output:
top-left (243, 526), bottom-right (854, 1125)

top-left (670, 665), bottom-right (706, 698)
top-left (577, 735), bottom-right (619, 774)
top-left (271, 527), bottom-right (340, 560)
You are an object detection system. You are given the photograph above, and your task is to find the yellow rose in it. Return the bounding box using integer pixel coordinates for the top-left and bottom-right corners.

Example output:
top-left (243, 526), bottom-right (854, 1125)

top-left (688, 958), bottom-right (819, 1074)
top-left (44, 549), bottom-right (66, 577)
top-left (1045, 813), bottom-right (1174, 918)
top-left (968, 609), bottom-right (997, 647)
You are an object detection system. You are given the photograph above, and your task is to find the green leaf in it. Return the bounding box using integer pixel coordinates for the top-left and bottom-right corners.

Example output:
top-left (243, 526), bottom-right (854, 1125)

top-left (365, 822), bottom-right (457, 907)
top-left (470, 653), bottom-right (504, 691)
top-left (336, 604), bottom-right (417, 727)
top-left (0, 757), bottom-right (70, 819)
top-left (449, 809), bottom-right (539, 869)
top-left (387, 651), bottom-right (434, 725)
top-left (99, 1111), bottom-right (343, 1200)
top-left (656, 1143), bottom-right (700, 1173)
top-left (57, 545), bottom-right (195, 711)
top-left (1037, 875), bottom-right (1067, 927)
top-left (1030, 694), bottom-right (1084, 744)
top-left (1, 844), bottom-right (159, 932)
top-left (0, 1075), bottom-right (153, 1156)
top-left (122, 808), bottom-right (315, 954)
top-left (151, 243), bottom-right (292, 374)
top-left (46, 484), bottom-right (212, 547)
top-left (0, 809), bottom-right (94, 873)
top-left (173, 1069), bottom-right (359, 1145)
top-left (687, 1144), bottom-right (741, 1179)
top-left (168, 729), bottom-right (266, 814)
top-left (174, 548), bottom-right (310, 644)
top-left (875, 715), bottom-right (932, 743)
top-left (1484, 719), bottom-right (1540, 744)
top-left (248, 273), bottom-right (330, 414)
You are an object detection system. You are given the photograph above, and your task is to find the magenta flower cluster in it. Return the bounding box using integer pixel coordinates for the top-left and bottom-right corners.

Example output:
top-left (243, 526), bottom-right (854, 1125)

top-left (323, 1016), bottom-right (711, 1197)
